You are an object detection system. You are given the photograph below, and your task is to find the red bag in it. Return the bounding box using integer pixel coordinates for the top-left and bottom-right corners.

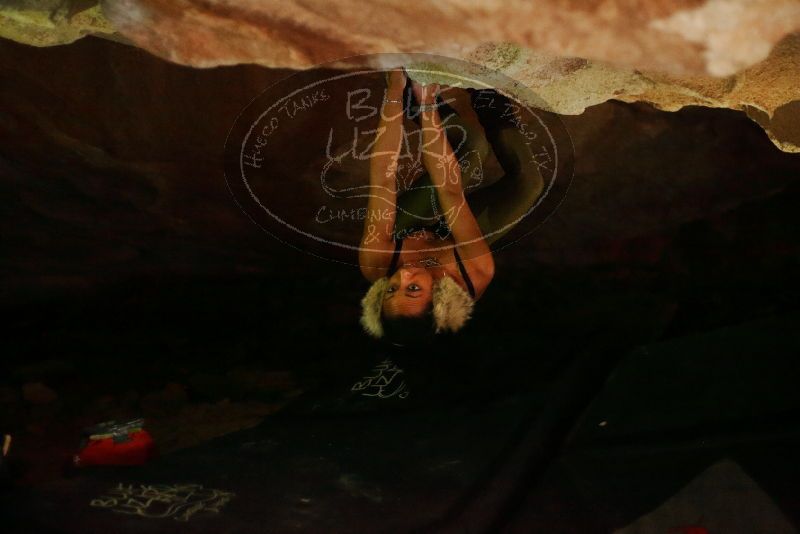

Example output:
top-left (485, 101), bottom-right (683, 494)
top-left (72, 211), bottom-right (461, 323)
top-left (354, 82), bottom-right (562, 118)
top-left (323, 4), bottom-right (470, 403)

top-left (74, 419), bottom-right (156, 467)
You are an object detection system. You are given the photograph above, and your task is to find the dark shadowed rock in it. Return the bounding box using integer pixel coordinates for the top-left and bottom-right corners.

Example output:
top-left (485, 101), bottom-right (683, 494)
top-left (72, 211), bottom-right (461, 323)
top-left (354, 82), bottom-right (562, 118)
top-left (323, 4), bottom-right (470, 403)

top-left (21, 383), bottom-right (57, 405)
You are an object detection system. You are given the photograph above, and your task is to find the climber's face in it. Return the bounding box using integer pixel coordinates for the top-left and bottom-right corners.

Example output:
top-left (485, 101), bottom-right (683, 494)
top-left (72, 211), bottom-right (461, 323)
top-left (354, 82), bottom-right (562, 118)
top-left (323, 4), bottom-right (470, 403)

top-left (382, 266), bottom-right (433, 318)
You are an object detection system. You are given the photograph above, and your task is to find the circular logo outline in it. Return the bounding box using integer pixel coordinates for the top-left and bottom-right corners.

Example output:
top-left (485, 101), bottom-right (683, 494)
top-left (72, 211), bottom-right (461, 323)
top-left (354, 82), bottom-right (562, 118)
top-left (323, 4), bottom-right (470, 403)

top-left (224, 52), bottom-right (574, 264)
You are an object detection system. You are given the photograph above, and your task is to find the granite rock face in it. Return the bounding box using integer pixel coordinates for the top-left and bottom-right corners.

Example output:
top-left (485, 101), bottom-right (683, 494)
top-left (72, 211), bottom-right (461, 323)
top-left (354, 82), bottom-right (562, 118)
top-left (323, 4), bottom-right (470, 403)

top-left (444, 36), bottom-right (800, 153)
top-left (98, 0), bottom-right (800, 77)
top-left (5, 0), bottom-right (799, 77)
top-left (1, 0), bottom-right (798, 152)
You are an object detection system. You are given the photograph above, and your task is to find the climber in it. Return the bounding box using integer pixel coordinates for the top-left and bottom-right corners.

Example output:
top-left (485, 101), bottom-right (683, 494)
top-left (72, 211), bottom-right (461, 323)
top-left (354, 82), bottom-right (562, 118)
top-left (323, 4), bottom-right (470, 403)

top-left (358, 68), bottom-right (544, 344)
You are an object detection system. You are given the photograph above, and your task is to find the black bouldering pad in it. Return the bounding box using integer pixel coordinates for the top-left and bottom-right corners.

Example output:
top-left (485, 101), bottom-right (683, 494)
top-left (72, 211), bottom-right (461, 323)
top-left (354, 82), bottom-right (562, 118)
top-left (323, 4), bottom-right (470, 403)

top-left (505, 313), bottom-right (800, 533)
top-left (1, 332), bottom-right (586, 534)
top-left (6, 312), bottom-right (798, 533)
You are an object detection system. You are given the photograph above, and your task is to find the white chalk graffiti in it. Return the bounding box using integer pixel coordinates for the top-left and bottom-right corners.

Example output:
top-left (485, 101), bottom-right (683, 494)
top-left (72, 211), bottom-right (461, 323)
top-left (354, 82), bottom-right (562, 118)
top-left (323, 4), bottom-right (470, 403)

top-left (90, 483), bottom-right (235, 522)
top-left (351, 359), bottom-right (410, 399)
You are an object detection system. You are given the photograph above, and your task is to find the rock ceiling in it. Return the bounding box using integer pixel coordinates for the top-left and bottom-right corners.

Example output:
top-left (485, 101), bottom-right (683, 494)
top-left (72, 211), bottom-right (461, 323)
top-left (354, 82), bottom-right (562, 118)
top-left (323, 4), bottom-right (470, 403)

top-left (1, 0), bottom-right (799, 152)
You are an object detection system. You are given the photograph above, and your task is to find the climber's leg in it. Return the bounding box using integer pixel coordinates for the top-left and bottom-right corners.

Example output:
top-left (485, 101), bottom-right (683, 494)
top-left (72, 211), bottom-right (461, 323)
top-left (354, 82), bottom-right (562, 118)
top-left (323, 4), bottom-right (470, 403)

top-left (393, 103), bottom-right (496, 237)
top-left (466, 125), bottom-right (545, 247)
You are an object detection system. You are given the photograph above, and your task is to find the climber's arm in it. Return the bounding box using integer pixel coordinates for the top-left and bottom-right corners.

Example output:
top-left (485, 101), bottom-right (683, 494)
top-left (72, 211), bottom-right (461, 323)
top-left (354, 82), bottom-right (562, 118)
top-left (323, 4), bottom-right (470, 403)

top-left (359, 70), bottom-right (406, 282)
top-left (414, 83), bottom-right (494, 297)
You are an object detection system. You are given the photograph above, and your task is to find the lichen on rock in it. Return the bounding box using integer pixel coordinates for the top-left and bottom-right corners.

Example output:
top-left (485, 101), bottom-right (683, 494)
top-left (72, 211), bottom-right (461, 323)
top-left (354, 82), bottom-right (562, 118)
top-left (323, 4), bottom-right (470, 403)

top-left (0, 0), bottom-right (116, 46)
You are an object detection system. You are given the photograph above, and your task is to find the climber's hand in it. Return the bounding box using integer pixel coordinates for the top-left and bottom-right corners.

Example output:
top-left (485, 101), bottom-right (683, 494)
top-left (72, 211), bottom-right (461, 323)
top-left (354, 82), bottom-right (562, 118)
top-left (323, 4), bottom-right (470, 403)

top-left (411, 80), bottom-right (440, 105)
top-left (386, 68), bottom-right (407, 99)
